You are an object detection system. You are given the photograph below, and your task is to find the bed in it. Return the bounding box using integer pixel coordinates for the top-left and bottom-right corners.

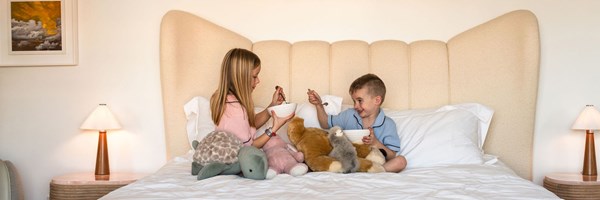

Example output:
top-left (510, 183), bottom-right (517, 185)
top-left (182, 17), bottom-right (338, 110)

top-left (101, 10), bottom-right (559, 199)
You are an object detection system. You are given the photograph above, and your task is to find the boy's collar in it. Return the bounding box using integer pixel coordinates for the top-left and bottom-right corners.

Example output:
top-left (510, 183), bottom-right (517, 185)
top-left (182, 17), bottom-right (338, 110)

top-left (353, 108), bottom-right (385, 129)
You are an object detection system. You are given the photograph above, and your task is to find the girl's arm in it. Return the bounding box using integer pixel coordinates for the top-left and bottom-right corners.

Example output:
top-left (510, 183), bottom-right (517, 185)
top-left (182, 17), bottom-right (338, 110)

top-left (252, 133), bottom-right (270, 148)
top-left (253, 87), bottom-right (291, 148)
top-left (253, 111), bottom-right (295, 148)
top-left (255, 109), bottom-right (271, 128)
top-left (255, 86), bottom-right (286, 128)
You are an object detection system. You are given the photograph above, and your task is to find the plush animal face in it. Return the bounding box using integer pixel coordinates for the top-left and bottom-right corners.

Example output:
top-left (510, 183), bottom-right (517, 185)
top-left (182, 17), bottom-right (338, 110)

top-left (287, 117), bottom-right (307, 145)
top-left (238, 146), bottom-right (268, 180)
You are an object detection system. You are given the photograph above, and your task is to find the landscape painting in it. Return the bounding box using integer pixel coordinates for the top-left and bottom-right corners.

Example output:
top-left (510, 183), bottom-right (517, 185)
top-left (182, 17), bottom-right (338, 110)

top-left (10, 0), bottom-right (63, 52)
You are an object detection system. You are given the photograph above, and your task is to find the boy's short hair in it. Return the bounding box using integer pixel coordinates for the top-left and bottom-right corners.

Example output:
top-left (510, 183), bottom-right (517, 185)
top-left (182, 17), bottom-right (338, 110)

top-left (349, 73), bottom-right (386, 103)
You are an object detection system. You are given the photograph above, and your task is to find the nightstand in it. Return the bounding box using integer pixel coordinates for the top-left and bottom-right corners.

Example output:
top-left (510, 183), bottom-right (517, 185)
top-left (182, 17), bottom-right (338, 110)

top-left (543, 173), bottom-right (600, 200)
top-left (49, 172), bottom-right (147, 200)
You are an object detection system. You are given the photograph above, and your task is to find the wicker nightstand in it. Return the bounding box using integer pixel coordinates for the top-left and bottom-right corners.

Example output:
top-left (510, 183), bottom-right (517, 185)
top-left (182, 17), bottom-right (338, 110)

top-left (49, 172), bottom-right (147, 200)
top-left (543, 173), bottom-right (600, 200)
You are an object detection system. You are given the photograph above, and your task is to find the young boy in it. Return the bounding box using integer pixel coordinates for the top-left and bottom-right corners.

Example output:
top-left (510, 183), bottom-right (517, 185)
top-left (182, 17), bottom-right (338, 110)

top-left (307, 73), bottom-right (407, 173)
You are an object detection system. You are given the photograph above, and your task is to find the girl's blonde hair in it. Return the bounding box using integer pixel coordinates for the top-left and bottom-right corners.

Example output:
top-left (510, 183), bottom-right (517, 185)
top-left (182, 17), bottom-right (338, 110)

top-left (211, 48), bottom-right (261, 127)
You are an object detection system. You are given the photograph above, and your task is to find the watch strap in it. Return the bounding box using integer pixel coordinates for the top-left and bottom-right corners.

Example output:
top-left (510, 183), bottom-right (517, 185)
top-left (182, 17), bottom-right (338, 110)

top-left (266, 127), bottom-right (277, 137)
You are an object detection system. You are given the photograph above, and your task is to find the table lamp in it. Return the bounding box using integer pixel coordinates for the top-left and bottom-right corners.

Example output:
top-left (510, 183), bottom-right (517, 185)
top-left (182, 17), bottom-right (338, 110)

top-left (80, 104), bottom-right (121, 180)
top-left (572, 105), bottom-right (600, 178)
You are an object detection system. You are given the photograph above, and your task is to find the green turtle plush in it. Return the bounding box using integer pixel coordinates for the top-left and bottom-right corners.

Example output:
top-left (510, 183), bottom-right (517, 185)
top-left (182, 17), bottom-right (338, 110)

top-left (191, 131), bottom-right (268, 180)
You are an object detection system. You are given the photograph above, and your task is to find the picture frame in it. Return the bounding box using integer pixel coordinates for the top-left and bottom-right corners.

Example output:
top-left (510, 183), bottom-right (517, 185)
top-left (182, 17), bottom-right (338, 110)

top-left (0, 0), bottom-right (78, 66)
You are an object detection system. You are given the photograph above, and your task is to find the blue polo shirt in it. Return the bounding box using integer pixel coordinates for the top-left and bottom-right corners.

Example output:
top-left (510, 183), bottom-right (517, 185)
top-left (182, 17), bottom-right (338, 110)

top-left (328, 108), bottom-right (401, 152)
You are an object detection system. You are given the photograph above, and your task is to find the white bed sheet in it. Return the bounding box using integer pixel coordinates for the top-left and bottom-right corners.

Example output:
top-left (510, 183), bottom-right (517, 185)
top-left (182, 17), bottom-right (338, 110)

top-left (101, 153), bottom-right (559, 200)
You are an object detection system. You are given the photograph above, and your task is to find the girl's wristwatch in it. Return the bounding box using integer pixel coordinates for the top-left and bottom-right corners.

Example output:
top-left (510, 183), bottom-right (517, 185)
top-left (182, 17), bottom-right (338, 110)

top-left (265, 127), bottom-right (277, 137)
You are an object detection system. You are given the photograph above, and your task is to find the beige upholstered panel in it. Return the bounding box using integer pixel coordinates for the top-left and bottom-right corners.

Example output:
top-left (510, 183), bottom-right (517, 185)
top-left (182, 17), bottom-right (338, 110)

top-left (370, 41), bottom-right (410, 110)
top-left (409, 41), bottom-right (450, 109)
top-left (330, 41), bottom-right (371, 105)
top-left (289, 41), bottom-right (331, 104)
top-left (252, 41), bottom-right (292, 107)
top-left (160, 10), bottom-right (539, 179)
top-left (448, 10), bottom-right (540, 179)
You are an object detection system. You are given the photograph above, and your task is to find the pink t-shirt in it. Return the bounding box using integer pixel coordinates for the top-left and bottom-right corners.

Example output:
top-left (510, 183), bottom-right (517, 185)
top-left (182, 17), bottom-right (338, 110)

top-left (215, 94), bottom-right (256, 146)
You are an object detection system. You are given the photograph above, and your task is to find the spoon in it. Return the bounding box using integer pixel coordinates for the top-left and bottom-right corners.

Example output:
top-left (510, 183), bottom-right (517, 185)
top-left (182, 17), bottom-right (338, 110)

top-left (275, 86), bottom-right (288, 104)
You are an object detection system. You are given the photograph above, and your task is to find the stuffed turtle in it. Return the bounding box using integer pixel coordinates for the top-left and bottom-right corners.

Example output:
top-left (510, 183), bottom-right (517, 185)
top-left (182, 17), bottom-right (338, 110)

top-left (191, 131), bottom-right (268, 180)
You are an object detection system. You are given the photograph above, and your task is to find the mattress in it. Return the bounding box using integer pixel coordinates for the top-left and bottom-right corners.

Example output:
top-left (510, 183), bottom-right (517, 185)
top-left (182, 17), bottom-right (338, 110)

top-left (101, 153), bottom-right (559, 200)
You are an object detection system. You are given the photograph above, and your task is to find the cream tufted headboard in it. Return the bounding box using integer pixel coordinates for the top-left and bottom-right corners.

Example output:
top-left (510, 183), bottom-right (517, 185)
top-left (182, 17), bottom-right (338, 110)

top-left (159, 10), bottom-right (540, 179)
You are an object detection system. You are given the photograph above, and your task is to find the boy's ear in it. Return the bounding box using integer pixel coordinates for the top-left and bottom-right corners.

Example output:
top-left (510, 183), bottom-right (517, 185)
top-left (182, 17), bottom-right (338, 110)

top-left (374, 95), bottom-right (383, 105)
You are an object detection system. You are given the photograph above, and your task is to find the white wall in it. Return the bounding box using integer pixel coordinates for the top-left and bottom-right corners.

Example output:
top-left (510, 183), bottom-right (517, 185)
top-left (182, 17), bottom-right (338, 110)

top-left (1, 0), bottom-right (599, 199)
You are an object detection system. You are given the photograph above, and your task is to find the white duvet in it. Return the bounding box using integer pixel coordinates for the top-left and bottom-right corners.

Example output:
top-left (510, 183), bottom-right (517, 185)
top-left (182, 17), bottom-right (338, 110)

top-left (101, 153), bottom-right (558, 200)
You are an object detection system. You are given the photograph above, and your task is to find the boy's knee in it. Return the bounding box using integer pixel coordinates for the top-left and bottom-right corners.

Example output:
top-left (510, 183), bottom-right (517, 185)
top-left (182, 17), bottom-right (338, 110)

top-left (392, 155), bottom-right (407, 171)
top-left (397, 155), bottom-right (407, 165)
top-left (384, 155), bottom-right (407, 173)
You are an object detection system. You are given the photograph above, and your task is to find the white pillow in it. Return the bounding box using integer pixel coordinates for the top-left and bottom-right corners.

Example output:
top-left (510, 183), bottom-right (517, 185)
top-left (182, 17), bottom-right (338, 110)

top-left (295, 95), bottom-right (343, 128)
top-left (183, 96), bottom-right (215, 149)
top-left (386, 103), bottom-right (494, 168)
top-left (256, 95), bottom-right (343, 143)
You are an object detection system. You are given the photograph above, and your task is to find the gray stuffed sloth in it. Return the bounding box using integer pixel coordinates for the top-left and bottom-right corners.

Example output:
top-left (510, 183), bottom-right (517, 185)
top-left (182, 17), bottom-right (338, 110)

top-left (191, 131), bottom-right (268, 180)
top-left (328, 126), bottom-right (360, 173)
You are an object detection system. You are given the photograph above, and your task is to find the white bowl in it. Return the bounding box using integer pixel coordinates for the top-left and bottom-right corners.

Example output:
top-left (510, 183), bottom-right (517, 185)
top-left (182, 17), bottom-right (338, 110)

top-left (267, 103), bottom-right (297, 117)
top-left (343, 129), bottom-right (370, 143)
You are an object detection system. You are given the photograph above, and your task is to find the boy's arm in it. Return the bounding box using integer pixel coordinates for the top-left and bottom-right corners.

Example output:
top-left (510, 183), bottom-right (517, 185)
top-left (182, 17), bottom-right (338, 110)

top-left (366, 128), bottom-right (397, 160)
top-left (315, 104), bottom-right (329, 129)
top-left (307, 89), bottom-right (330, 129)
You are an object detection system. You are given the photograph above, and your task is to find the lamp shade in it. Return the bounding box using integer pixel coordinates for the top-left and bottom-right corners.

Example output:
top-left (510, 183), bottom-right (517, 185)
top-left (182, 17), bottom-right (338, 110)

top-left (572, 105), bottom-right (600, 130)
top-left (80, 104), bottom-right (121, 131)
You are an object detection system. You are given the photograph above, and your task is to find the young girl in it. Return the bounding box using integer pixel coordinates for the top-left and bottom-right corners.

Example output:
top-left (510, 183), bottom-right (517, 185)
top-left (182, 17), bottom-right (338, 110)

top-left (210, 48), bottom-right (295, 148)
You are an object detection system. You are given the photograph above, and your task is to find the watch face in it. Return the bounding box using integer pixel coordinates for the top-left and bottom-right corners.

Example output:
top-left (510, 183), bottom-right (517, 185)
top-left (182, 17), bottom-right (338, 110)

top-left (266, 127), bottom-right (276, 137)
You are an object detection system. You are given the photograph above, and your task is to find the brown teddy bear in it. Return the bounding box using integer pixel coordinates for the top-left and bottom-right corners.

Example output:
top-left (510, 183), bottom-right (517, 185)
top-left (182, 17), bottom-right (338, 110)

top-left (287, 117), bottom-right (386, 173)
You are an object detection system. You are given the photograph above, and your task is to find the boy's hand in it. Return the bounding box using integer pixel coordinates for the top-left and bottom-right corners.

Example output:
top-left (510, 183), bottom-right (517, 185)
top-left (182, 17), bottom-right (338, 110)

top-left (363, 127), bottom-right (384, 149)
top-left (307, 89), bottom-right (329, 129)
top-left (307, 89), bottom-right (323, 106)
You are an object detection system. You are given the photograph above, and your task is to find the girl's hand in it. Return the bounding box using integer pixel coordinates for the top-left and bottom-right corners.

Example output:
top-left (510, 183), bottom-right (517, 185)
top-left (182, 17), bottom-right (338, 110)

top-left (307, 89), bottom-right (323, 106)
top-left (270, 86), bottom-right (286, 107)
top-left (271, 110), bottom-right (295, 132)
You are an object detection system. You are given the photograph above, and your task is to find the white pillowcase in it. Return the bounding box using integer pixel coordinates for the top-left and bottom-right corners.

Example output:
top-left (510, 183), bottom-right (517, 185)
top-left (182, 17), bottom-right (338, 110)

top-left (295, 95), bottom-right (343, 128)
top-left (386, 103), bottom-right (494, 169)
top-left (184, 95), bottom-right (343, 147)
top-left (183, 96), bottom-right (216, 149)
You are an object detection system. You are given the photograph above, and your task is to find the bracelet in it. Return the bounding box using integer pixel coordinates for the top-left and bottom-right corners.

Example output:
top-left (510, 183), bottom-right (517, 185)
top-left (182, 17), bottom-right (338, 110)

top-left (265, 127), bottom-right (277, 137)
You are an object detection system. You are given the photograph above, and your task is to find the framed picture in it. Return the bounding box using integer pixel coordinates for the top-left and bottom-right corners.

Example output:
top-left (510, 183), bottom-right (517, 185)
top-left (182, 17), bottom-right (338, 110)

top-left (0, 0), bottom-right (78, 66)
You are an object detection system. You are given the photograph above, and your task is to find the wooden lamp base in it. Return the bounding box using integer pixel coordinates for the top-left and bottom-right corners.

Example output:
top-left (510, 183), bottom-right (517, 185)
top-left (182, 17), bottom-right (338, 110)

top-left (583, 130), bottom-right (597, 178)
top-left (95, 131), bottom-right (110, 180)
